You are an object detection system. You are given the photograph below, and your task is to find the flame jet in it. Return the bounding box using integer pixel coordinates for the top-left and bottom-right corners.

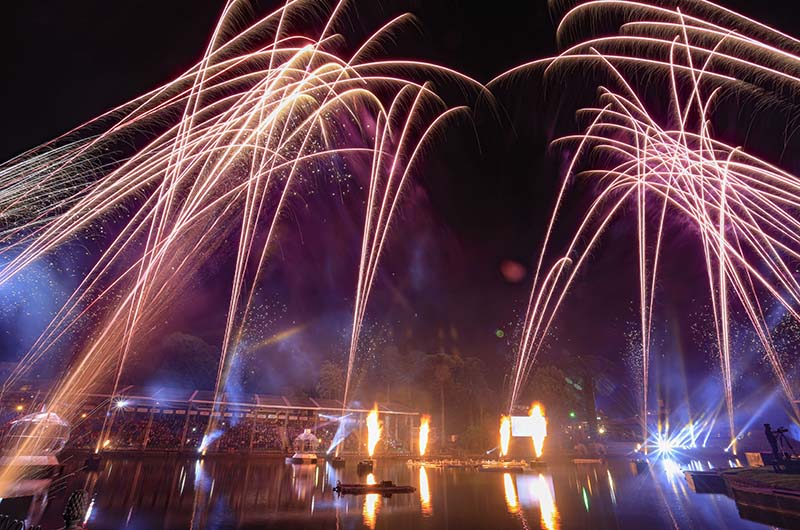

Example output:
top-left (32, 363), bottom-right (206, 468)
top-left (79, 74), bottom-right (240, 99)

top-left (530, 403), bottom-right (547, 459)
top-left (366, 405), bottom-right (381, 457)
top-left (419, 415), bottom-right (431, 457)
top-left (499, 415), bottom-right (512, 457)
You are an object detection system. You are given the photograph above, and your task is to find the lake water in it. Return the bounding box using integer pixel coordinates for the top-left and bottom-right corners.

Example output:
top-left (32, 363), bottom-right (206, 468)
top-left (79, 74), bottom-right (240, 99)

top-left (1, 455), bottom-right (779, 529)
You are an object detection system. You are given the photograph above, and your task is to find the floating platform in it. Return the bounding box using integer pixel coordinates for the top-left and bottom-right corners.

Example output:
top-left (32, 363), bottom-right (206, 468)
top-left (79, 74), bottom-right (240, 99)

top-left (679, 466), bottom-right (800, 527)
top-left (327, 456), bottom-right (346, 467)
top-left (285, 452), bottom-right (317, 465)
top-left (85, 453), bottom-right (103, 471)
top-left (684, 470), bottom-right (728, 494)
top-left (357, 459), bottom-right (374, 474)
top-left (333, 480), bottom-right (415, 496)
top-left (478, 460), bottom-right (529, 473)
top-left (407, 458), bottom-right (479, 469)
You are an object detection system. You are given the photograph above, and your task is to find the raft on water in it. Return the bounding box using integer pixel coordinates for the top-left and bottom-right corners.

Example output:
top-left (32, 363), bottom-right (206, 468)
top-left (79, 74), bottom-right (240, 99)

top-left (478, 460), bottom-right (529, 473)
top-left (333, 480), bottom-right (416, 496)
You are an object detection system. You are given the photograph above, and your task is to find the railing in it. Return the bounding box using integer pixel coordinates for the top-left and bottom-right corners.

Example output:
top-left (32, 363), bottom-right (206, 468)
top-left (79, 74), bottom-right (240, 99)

top-left (0, 490), bottom-right (88, 530)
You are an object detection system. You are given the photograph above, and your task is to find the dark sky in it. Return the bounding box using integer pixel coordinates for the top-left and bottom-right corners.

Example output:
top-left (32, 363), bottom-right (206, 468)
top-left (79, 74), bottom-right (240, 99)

top-left (2, 0), bottom-right (799, 409)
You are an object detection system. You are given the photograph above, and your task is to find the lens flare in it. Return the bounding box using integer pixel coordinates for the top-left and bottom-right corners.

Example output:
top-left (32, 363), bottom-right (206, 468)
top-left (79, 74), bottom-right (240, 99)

top-left (419, 415), bottom-right (430, 457)
top-left (366, 405), bottom-right (380, 458)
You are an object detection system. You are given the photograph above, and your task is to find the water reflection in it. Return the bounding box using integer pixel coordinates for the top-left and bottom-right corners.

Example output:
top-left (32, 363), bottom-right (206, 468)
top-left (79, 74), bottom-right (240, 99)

top-left (606, 469), bottom-right (616, 505)
top-left (503, 472), bottom-right (519, 514)
top-left (418, 466), bottom-right (432, 516)
top-left (363, 473), bottom-right (379, 529)
top-left (6, 455), bottom-right (774, 529)
top-left (534, 474), bottom-right (558, 530)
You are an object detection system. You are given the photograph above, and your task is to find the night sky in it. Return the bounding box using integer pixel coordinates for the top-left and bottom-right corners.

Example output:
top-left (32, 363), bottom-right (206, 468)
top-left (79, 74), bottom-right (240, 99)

top-left (2, 0), bottom-right (800, 415)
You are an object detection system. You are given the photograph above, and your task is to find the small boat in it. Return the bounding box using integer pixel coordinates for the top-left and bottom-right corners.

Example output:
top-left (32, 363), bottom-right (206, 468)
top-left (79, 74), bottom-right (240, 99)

top-left (85, 453), bottom-right (103, 471)
top-left (356, 459), bottom-right (374, 474)
top-left (333, 480), bottom-right (416, 496)
top-left (285, 452), bottom-right (318, 464)
top-left (327, 455), bottom-right (346, 467)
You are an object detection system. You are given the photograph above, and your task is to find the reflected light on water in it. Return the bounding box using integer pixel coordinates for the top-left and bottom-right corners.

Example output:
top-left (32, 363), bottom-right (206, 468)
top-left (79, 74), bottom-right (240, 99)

top-left (419, 416), bottom-right (431, 457)
top-left (363, 473), bottom-right (379, 529)
top-left (419, 466), bottom-right (432, 516)
top-left (503, 473), bottom-right (519, 514)
top-left (509, 473), bottom-right (558, 528)
top-left (663, 459), bottom-right (683, 479)
top-left (607, 470), bottom-right (616, 505)
top-left (530, 474), bottom-right (559, 530)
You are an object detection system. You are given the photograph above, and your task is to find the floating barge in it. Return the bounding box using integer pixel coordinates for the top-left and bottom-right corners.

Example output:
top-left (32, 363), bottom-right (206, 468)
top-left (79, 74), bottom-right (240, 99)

top-left (326, 455), bottom-right (346, 467)
top-left (478, 460), bottom-right (529, 473)
top-left (682, 463), bottom-right (800, 527)
top-left (285, 452), bottom-right (317, 465)
top-left (356, 459), bottom-right (374, 474)
top-left (333, 480), bottom-right (416, 496)
top-left (684, 470), bottom-right (728, 494)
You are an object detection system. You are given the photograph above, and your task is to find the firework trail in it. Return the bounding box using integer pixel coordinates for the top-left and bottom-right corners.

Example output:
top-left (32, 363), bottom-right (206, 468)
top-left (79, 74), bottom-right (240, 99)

top-left (0, 0), bottom-right (481, 492)
top-left (495, 0), bottom-right (800, 449)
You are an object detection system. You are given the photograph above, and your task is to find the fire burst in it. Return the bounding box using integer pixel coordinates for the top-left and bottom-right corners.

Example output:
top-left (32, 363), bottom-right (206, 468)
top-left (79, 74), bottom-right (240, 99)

top-left (419, 415), bottom-right (431, 457)
top-left (529, 403), bottom-right (547, 459)
top-left (496, 0), bottom-right (800, 448)
top-left (499, 415), bottom-right (511, 457)
top-left (366, 405), bottom-right (381, 458)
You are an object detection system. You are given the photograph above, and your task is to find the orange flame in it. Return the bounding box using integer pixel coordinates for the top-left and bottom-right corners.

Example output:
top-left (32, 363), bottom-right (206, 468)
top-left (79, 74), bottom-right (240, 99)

top-left (367, 405), bottom-right (381, 457)
top-left (419, 415), bottom-right (430, 457)
top-left (500, 415), bottom-right (511, 457)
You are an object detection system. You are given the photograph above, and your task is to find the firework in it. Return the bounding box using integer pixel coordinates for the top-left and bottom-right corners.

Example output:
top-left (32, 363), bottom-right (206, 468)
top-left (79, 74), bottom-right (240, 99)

top-left (0, 0), bottom-right (481, 494)
top-left (495, 0), bottom-right (800, 449)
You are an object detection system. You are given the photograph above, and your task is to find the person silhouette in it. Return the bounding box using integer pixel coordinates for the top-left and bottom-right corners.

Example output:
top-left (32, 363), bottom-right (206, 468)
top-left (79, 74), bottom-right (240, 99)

top-left (765, 423), bottom-right (783, 463)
